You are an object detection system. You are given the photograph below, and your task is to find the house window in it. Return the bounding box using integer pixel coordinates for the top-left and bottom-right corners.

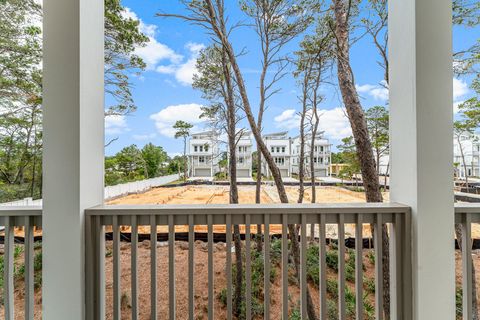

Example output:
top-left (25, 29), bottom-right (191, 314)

top-left (282, 147), bottom-right (285, 153)
top-left (239, 157), bottom-right (244, 164)
top-left (314, 146), bottom-right (317, 152)
top-left (205, 145), bottom-right (209, 152)
top-left (194, 146), bottom-right (198, 152)
top-left (314, 157), bottom-right (317, 163)
top-left (199, 156), bottom-right (205, 163)
top-left (320, 146), bottom-right (324, 152)
top-left (276, 147), bottom-right (280, 153)
top-left (271, 147), bottom-right (275, 153)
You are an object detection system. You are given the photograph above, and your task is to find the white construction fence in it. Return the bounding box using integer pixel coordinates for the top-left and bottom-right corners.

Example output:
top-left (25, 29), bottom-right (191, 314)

top-left (0, 173), bottom-right (181, 206)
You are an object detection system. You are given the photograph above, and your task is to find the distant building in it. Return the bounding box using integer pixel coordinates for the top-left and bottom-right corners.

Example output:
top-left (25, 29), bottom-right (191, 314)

top-left (290, 132), bottom-right (331, 178)
top-left (229, 130), bottom-right (253, 178)
top-left (187, 131), bottom-right (220, 178)
top-left (454, 132), bottom-right (480, 178)
top-left (261, 132), bottom-right (292, 178)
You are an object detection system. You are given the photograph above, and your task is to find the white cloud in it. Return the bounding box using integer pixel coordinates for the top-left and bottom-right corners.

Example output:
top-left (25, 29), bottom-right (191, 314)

top-left (122, 7), bottom-right (182, 70)
top-left (156, 65), bottom-right (176, 74)
top-left (453, 78), bottom-right (469, 101)
top-left (275, 109), bottom-right (296, 123)
top-left (319, 108), bottom-right (352, 140)
top-left (356, 81), bottom-right (389, 101)
top-left (452, 78), bottom-right (470, 114)
top-left (174, 58), bottom-right (199, 85)
top-left (119, 8), bottom-right (205, 86)
top-left (150, 103), bottom-right (205, 137)
top-left (156, 42), bottom-right (206, 86)
top-left (132, 133), bottom-right (156, 141)
top-left (274, 107), bottom-right (352, 140)
top-left (105, 115), bottom-right (128, 135)
top-left (274, 109), bottom-right (299, 130)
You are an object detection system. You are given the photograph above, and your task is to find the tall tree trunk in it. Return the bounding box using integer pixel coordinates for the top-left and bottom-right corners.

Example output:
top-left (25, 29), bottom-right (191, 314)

top-left (203, 4), bottom-right (316, 317)
top-left (384, 161), bottom-right (389, 191)
top-left (256, 145), bottom-right (263, 252)
top-left (223, 49), bottom-right (243, 316)
top-left (310, 72), bottom-right (321, 205)
top-left (332, 0), bottom-right (390, 317)
top-left (31, 125), bottom-right (37, 198)
top-left (255, 27), bottom-right (270, 253)
top-left (310, 106), bottom-right (320, 243)
top-left (298, 73), bottom-right (308, 204)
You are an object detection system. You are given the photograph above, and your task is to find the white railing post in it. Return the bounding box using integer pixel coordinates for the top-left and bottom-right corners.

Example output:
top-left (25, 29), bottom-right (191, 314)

top-left (389, 0), bottom-right (455, 319)
top-left (43, 0), bottom-right (104, 318)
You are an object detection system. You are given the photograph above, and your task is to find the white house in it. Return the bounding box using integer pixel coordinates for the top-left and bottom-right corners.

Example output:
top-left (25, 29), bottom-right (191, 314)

top-left (187, 131), bottom-right (220, 178)
top-left (231, 130), bottom-right (253, 178)
top-left (453, 132), bottom-right (480, 178)
top-left (290, 132), bottom-right (331, 178)
top-left (262, 131), bottom-right (292, 178)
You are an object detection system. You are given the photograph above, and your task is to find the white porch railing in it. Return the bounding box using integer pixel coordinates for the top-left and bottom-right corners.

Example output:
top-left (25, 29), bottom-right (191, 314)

top-left (84, 203), bottom-right (412, 320)
top-left (455, 204), bottom-right (480, 320)
top-left (0, 207), bottom-right (42, 320)
top-left (13, 203), bottom-right (480, 319)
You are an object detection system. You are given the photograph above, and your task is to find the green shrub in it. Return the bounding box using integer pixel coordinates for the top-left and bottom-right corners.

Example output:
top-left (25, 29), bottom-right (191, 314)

top-left (366, 251), bottom-right (375, 265)
top-left (327, 300), bottom-right (338, 320)
top-left (306, 244), bottom-right (320, 285)
top-left (326, 248), bottom-right (339, 271)
top-left (289, 307), bottom-right (301, 320)
top-left (456, 287), bottom-right (463, 319)
top-left (14, 245), bottom-right (24, 259)
top-left (34, 251), bottom-right (42, 272)
top-left (364, 277), bottom-right (375, 294)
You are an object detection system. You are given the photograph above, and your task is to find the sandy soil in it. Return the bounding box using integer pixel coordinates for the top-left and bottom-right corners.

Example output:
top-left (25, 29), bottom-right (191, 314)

top-left (106, 185), bottom-right (376, 206)
top-left (5, 241), bottom-right (480, 320)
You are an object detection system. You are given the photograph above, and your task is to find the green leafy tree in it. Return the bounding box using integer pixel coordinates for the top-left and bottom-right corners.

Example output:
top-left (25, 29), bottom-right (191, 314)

top-left (173, 121), bottom-right (193, 182)
top-left (366, 106), bottom-right (389, 176)
top-left (115, 145), bottom-right (146, 180)
top-left (141, 143), bottom-right (168, 178)
top-left (0, 0), bottom-right (42, 116)
top-left (337, 137), bottom-right (361, 183)
top-left (104, 0), bottom-right (149, 116)
top-left (167, 155), bottom-right (186, 176)
top-left (0, 0), bottom-right (149, 201)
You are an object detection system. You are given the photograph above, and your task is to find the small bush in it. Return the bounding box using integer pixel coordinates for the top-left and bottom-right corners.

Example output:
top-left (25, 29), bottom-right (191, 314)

top-left (456, 287), bottom-right (462, 319)
top-left (34, 251), bottom-right (42, 272)
top-left (327, 300), bottom-right (338, 320)
top-left (366, 251), bottom-right (375, 265)
top-left (364, 277), bottom-right (375, 294)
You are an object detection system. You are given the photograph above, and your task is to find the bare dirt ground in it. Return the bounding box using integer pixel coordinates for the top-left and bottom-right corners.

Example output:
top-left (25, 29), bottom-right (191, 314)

top-left (106, 185), bottom-right (377, 206)
top-left (106, 185), bottom-right (384, 237)
top-left (3, 241), bottom-right (480, 320)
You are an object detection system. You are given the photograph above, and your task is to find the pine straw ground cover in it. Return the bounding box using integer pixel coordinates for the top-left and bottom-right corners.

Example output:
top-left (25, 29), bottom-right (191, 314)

top-left (1, 240), bottom-right (478, 319)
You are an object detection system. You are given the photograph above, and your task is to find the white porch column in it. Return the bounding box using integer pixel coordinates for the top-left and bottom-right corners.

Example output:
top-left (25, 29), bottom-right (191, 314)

top-left (43, 0), bottom-right (104, 318)
top-left (389, 0), bottom-right (455, 319)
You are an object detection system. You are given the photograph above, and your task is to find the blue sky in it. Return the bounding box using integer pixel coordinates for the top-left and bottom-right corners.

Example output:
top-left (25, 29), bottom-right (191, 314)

top-left (104, 1), bottom-right (478, 156)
